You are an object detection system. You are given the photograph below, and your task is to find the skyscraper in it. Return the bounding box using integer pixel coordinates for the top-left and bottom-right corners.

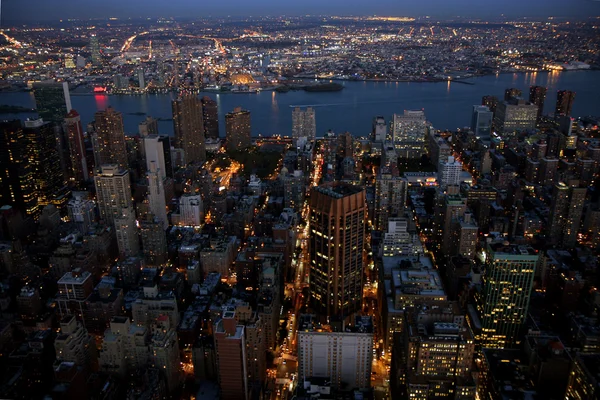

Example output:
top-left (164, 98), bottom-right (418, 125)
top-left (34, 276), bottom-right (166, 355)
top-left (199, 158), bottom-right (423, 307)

top-left (0, 120), bottom-right (38, 217)
top-left (201, 96), bottom-right (219, 139)
top-left (555, 90), bottom-right (576, 116)
top-left (547, 182), bottom-right (586, 248)
top-left (309, 182), bottom-right (366, 320)
top-left (372, 116), bottom-right (387, 142)
top-left (138, 116), bottom-right (158, 137)
top-left (493, 99), bottom-right (538, 134)
top-left (529, 85), bottom-right (547, 120)
top-left (147, 161), bottom-right (168, 230)
top-left (94, 107), bottom-right (128, 170)
top-left (214, 311), bottom-right (248, 400)
top-left (33, 81), bottom-right (72, 122)
top-left (292, 107), bottom-right (316, 143)
top-left (23, 119), bottom-right (66, 207)
top-left (172, 95), bottom-right (206, 164)
top-left (482, 95), bottom-right (498, 115)
top-left (477, 243), bottom-right (538, 348)
top-left (89, 34), bottom-right (101, 66)
top-left (438, 156), bottom-right (462, 188)
top-left (114, 207), bottom-right (139, 257)
top-left (392, 110), bottom-right (429, 159)
top-left (471, 105), bottom-right (493, 141)
top-left (64, 110), bottom-right (89, 183)
top-left (94, 165), bottom-right (132, 226)
top-left (225, 107), bottom-right (251, 152)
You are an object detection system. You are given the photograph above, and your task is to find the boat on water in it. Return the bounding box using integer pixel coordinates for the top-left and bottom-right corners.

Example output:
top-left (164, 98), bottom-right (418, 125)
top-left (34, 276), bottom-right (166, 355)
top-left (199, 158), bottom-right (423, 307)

top-left (304, 82), bottom-right (344, 92)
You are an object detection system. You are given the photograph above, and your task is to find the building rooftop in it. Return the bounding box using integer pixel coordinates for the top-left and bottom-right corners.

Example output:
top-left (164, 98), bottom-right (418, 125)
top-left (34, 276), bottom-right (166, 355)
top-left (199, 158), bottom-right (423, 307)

top-left (488, 242), bottom-right (538, 257)
top-left (315, 182), bottom-right (363, 198)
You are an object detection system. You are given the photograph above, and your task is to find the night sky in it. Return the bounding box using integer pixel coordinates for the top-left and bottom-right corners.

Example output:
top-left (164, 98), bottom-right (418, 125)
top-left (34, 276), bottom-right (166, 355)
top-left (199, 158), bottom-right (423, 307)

top-left (2, 0), bottom-right (599, 23)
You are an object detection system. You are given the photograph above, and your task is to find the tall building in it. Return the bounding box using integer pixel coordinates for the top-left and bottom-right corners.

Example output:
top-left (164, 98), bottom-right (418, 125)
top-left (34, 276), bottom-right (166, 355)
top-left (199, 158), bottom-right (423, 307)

top-left (98, 316), bottom-right (149, 377)
top-left (309, 183), bottom-right (366, 320)
top-left (297, 315), bottom-right (373, 390)
top-left (55, 315), bottom-right (97, 372)
top-left (374, 169), bottom-right (408, 231)
top-left (504, 88), bottom-right (522, 102)
top-left (138, 116), bottom-right (158, 137)
top-left (147, 161), bottom-right (168, 230)
top-left (201, 96), bottom-right (219, 139)
top-left (225, 107), bottom-right (251, 152)
top-left (555, 90), bottom-right (576, 116)
top-left (372, 116), bottom-right (387, 142)
top-left (565, 353), bottom-right (600, 400)
top-left (23, 119), bottom-right (66, 207)
top-left (172, 95), bottom-right (206, 164)
top-left (94, 165), bottom-right (132, 226)
top-left (137, 68), bottom-right (145, 90)
top-left (64, 110), bottom-right (89, 182)
top-left (476, 243), bottom-right (539, 348)
top-left (67, 191), bottom-right (95, 233)
top-left (493, 99), bottom-right (538, 134)
top-left (150, 317), bottom-right (181, 392)
top-left (392, 110), bottom-right (429, 159)
top-left (529, 85), bottom-right (547, 120)
top-left (292, 107), bottom-right (316, 143)
top-left (32, 81), bottom-right (72, 122)
top-left (175, 194), bottom-right (203, 227)
top-left (94, 107), bottom-right (128, 170)
top-left (481, 95), bottom-right (498, 115)
top-left (214, 310), bottom-right (249, 400)
top-left (140, 214), bottom-right (168, 266)
top-left (0, 120), bottom-right (38, 217)
top-left (89, 34), bottom-right (101, 66)
top-left (471, 105), bottom-right (493, 141)
top-left (438, 156), bottom-right (462, 189)
top-left (547, 182), bottom-right (586, 248)
top-left (114, 207), bottom-right (139, 257)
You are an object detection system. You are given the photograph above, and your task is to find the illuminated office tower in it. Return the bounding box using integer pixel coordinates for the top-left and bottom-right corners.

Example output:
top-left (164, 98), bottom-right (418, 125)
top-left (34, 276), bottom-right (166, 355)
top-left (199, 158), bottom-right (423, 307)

top-left (64, 110), bottom-right (89, 182)
top-left (529, 85), bottom-right (547, 120)
top-left (201, 96), bottom-right (219, 139)
top-left (504, 87), bottom-right (522, 102)
top-left (114, 207), bottom-right (139, 257)
top-left (94, 165), bottom-right (132, 226)
top-left (555, 90), bottom-right (576, 116)
top-left (0, 120), bottom-right (38, 217)
top-left (471, 105), bottom-right (493, 140)
top-left (547, 182), bottom-right (586, 248)
top-left (292, 106), bottom-right (316, 143)
top-left (32, 81), bottom-right (72, 122)
top-left (147, 161), bottom-right (168, 230)
top-left (493, 98), bottom-right (538, 134)
top-left (309, 183), bottom-right (366, 320)
top-left (565, 353), bottom-right (600, 400)
top-left (94, 107), bottom-right (128, 170)
top-left (23, 119), bottom-right (66, 206)
top-left (89, 34), bottom-right (101, 66)
top-left (477, 243), bottom-right (538, 348)
top-left (172, 95), bottom-right (206, 164)
top-left (392, 110), bottom-right (429, 159)
top-left (225, 107), bottom-right (251, 152)
top-left (138, 116), bottom-right (158, 137)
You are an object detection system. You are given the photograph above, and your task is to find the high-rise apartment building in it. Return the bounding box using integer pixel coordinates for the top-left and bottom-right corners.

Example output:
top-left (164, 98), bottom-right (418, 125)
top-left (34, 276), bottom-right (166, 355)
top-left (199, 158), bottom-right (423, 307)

top-left (309, 183), bottom-right (366, 320)
top-left (32, 81), bottom-right (72, 122)
top-left (392, 110), bottom-right (429, 159)
top-left (114, 207), bottom-right (139, 257)
top-left (438, 156), bottom-right (462, 189)
top-left (150, 316), bottom-right (181, 392)
top-left (55, 315), bottom-right (98, 372)
top-left (529, 85), bottom-right (547, 120)
top-left (175, 194), bottom-right (203, 227)
top-left (471, 105), bottom-right (493, 141)
top-left (297, 315), bottom-right (373, 390)
top-left (64, 110), bottom-right (89, 183)
top-left (481, 95), bottom-right (498, 115)
top-left (67, 191), bottom-right (95, 233)
top-left (138, 116), bottom-right (159, 137)
top-left (143, 135), bottom-right (167, 180)
top-left (93, 107), bottom-right (128, 170)
top-left (0, 120), bottom-right (38, 217)
top-left (98, 316), bottom-right (149, 377)
top-left (547, 182), bottom-right (586, 248)
top-left (23, 119), bottom-right (66, 207)
top-left (172, 95), bottom-right (206, 164)
top-left (372, 116), bottom-right (388, 142)
top-left (292, 107), bottom-right (316, 143)
top-left (201, 96), bottom-right (219, 139)
top-left (493, 99), bottom-right (538, 134)
top-left (89, 34), bottom-right (101, 66)
top-left (555, 90), bottom-right (576, 116)
top-left (476, 243), bottom-right (539, 348)
top-left (375, 169), bottom-right (408, 231)
top-left (140, 214), bottom-right (168, 266)
top-left (214, 310), bottom-right (249, 400)
top-left (147, 161), bottom-right (168, 230)
top-left (94, 165), bottom-right (132, 226)
top-left (225, 107), bottom-right (251, 152)
top-left (504, 88), bottom-right (522, 102)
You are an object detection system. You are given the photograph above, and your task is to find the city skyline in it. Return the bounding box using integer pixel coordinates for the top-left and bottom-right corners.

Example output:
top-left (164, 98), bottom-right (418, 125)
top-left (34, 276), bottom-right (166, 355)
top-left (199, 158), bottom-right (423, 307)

top-left (2, 0), bottom-right (600, 23)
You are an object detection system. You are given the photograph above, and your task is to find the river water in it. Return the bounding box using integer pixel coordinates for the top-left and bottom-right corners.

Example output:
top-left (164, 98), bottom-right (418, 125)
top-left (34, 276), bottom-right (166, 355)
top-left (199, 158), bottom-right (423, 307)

top-left (0, 71), bottom-right (598, 137)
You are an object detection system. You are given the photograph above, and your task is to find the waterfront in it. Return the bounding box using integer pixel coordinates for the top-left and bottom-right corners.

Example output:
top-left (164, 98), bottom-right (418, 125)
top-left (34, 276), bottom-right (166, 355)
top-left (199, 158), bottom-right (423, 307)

top-left (1, 70), bottom-right (599, 137)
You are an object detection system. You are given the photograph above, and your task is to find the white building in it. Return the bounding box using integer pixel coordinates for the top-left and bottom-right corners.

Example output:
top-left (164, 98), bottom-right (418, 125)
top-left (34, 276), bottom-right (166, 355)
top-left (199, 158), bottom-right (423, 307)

top-left (67, 191), bottom-right (96, 233)
top-left (94, 165), bottom-right (132, 226)
top-left (292, 107), bottom-right (316, 143)
top-left (115, 207), bottom-right (139, 257)
top-left (439, 156), bottom-right (462, 189)
top-left (382, 217), bottom-right (424, 257)
top-left (98, 316), bottom-right (149, 376)
top-left (144, 135), bottom-right (166, 179)
top-left (297, 315), bottom-right (373, 390)
top-left (176, 194), bottom-right (203, 227)
top-left (373, 116), bottom-right (387, 142)
top-left (147, 161), bottom-right (168, 230)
